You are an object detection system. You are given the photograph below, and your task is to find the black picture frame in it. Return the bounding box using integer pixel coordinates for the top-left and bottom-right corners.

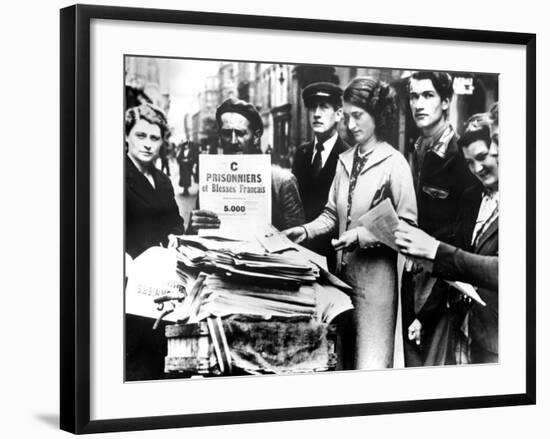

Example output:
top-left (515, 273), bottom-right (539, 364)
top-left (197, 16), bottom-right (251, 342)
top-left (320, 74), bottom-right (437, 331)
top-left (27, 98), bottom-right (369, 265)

top-left (60, 3), bottom-right (536, 434)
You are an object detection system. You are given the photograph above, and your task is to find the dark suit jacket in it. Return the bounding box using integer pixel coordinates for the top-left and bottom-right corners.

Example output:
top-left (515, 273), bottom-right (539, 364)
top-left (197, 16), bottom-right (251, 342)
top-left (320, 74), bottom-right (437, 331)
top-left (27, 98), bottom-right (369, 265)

top-left (292, 136), bottom-right (349, 222)
top-left (412, 134), bottom-right (478, 241)
top-left (420, 183), bottom-right (499, 357)
top-left (126, 156), bottom-right (185, 258)
top-left (292, 137), bottom-right (348, 270)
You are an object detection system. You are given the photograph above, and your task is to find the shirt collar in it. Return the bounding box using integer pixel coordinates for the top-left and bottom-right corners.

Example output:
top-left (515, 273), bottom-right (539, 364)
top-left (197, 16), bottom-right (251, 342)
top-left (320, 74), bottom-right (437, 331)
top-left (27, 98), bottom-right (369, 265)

top-left (414, 124), bottom-right (455, 158)
top-left (482, 188), bottom-right (499, 201)
top-left (314, 132), bottom-right (338, 155)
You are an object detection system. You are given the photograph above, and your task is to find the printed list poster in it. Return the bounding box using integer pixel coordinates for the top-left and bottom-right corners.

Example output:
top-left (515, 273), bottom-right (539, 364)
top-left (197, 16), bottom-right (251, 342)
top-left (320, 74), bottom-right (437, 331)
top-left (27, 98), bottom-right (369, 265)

top-left (198, 154), bottom-right (271, 238)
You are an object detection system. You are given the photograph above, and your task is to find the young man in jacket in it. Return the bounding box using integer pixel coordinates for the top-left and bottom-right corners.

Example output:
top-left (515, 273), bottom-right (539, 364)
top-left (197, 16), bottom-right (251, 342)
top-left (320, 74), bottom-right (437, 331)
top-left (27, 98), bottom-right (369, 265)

top-left (292, 82), bottom-right (349, 272)
top-left (401, 71), bottom-right (477, 367)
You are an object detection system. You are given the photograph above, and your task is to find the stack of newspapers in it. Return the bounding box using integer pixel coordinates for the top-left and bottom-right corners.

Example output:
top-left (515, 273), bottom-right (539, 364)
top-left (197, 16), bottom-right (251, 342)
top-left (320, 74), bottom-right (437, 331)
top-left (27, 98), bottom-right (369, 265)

top-left (169, 234), bottom-right (352, 324)
top-left (174, 235), bottom-right (319, 287)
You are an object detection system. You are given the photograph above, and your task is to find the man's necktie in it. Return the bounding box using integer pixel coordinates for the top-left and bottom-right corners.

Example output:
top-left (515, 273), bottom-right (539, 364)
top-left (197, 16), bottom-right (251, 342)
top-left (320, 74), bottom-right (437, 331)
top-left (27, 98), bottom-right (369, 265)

top-left (312, 143), bottom-right (324, 176)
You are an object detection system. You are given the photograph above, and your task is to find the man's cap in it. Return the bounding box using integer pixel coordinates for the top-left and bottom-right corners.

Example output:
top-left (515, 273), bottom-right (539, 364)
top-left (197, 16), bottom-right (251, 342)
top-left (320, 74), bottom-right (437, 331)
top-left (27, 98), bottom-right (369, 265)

top-left (215, 97), bottom-right (263, 135)
top-left (302, 82), bottom-right (343, 108)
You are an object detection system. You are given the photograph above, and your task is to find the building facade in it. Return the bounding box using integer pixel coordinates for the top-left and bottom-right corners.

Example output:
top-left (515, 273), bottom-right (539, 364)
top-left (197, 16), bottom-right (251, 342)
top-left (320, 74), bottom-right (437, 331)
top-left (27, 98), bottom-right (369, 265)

top-left (187, 60), bottom-right (498, 165)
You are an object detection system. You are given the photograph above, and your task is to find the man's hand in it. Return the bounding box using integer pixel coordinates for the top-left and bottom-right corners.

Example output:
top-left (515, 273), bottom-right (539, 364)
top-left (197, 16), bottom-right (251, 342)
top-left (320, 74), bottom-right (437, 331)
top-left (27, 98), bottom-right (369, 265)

top-left (187, 209), bottom-right (220, 234)
top-left (408, 318), bottom-right (423, 346)
top-left (332, 229), bottom-right (359, 252)
top-left (394, 220), bottom-right (439, 260)
top-left (283, 226), bottom-right (307, 244)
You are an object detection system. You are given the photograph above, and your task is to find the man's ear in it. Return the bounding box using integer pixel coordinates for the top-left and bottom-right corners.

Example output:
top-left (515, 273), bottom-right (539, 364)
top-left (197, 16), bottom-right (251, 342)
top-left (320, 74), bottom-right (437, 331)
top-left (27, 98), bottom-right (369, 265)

top-left (441, 98), bottom-right (450, 112)
top-left (253, 129), bottom-right (262, 147)
top-left (335, 106), bottom-right (344, 122)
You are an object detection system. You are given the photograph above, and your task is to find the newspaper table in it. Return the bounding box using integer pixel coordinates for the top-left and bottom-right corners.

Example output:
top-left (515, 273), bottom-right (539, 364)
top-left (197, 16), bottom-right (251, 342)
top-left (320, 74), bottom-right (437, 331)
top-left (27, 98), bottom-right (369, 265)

top-left (125, 232), bottom-right (353, 376)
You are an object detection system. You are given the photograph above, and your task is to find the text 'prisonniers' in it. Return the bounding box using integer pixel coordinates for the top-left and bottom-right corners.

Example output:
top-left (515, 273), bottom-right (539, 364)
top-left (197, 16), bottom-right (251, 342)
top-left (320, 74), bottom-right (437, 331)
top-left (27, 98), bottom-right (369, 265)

top-left (205, 173), bottom-right (263, 184)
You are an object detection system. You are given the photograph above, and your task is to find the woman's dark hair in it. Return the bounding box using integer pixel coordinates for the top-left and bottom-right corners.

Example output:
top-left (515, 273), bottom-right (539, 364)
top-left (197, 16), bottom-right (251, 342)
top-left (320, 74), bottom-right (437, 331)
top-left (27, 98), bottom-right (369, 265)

top-left (343, 76), bottom-right (398, 142)
top-left (458, 116), bottom-right (493, 150)
top-left (125, 102), bottom-right (169, 139)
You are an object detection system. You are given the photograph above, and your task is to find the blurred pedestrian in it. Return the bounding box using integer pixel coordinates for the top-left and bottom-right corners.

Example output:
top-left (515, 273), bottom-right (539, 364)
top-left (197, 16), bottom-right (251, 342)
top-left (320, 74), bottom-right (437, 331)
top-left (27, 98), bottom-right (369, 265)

top-left (159, 141), bottom-right (171, 176)
top-left (176, 141), bottom-right (193, 195)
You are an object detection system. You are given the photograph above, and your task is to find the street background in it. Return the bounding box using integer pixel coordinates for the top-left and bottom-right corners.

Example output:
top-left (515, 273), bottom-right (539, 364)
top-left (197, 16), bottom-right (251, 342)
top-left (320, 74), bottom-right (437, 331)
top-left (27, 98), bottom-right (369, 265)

top-left (0, 0), bottom-right (547, 438)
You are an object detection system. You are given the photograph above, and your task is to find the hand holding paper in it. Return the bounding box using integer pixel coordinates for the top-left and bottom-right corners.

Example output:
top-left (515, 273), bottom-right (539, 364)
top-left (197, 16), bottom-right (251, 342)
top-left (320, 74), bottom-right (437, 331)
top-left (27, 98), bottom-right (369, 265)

top-left (356, 198), bottom-right (400, 251)
top-left (394, 220), bottom-right (439, 260)
top-left (283, 226), bottom-right (307, 244)
top-left (445, 280), bottom-right (487, 306)
top-left (331, 229), bottom-right (359, 251)
top-left (189, 209), bottom-right (221, 234)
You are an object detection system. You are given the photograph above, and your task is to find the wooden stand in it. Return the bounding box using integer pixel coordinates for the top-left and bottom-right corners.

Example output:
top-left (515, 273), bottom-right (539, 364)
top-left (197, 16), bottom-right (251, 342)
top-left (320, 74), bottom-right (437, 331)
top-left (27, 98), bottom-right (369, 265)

top-left (164, 320), bottom-right (338, 375)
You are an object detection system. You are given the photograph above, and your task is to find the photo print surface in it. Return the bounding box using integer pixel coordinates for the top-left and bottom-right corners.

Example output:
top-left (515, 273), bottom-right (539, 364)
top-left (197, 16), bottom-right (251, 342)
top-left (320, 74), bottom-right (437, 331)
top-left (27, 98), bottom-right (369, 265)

top-left (123, 55), bottom-right (499, 382)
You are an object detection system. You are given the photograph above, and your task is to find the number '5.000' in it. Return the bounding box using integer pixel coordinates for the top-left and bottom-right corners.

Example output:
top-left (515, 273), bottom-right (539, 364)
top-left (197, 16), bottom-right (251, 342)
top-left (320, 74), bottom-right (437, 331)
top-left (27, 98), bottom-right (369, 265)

top-left (224, 205), bottom-right (246, 213)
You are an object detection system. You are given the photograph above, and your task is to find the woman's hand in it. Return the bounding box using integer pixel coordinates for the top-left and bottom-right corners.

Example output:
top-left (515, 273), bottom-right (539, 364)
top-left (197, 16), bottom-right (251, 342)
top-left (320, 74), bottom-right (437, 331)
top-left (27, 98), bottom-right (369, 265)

top-left (332, 229), bottom-right (359, 251)
top-left (394, 220), bottom-right (439, 260)
top-left (408, 318), bottom-right (423, 346)
top-left (283, 226), bottom-right (307, 244)
top-left (356, 227), bottom-right (380, 249)
top-left (187, 209), bottom-right (220, 234)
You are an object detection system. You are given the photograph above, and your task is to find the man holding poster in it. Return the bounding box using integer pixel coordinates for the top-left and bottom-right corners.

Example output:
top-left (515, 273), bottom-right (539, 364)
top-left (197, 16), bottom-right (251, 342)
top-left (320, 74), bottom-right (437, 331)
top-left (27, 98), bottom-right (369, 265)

top-left (188, 98), bottom-right (305, 234)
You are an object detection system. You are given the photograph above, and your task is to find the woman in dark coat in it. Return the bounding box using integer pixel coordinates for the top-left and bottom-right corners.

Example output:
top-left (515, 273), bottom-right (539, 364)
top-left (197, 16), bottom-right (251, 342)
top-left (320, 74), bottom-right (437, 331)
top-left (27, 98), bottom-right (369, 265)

top-left (126, 103), bottom-right (185, 258)
top-left (125, 103), bottom-right (185, 380)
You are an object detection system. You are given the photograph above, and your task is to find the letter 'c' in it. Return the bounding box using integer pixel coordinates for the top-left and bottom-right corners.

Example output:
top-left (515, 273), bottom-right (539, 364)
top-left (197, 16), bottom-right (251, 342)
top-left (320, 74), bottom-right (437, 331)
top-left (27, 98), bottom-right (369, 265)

top-left (230, 162), bottom-right (238, 171)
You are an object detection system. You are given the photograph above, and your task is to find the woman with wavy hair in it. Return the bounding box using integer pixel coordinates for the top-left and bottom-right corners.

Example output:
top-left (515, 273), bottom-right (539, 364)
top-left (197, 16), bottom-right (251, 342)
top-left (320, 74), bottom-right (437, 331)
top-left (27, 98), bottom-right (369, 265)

top-left (125, 102), bottom-right (184, 259)
top-left (285, 77), bottom-right (417, 369)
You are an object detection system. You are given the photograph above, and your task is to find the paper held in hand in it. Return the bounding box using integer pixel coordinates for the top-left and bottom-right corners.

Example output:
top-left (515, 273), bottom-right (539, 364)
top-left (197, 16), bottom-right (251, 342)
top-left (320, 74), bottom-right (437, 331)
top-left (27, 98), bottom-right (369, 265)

top-left (357, 198), bottom-right (400, 251)
top-left (445, 280), bottom-right (487, 306)
top-left (198, 154), bottom-right (271, 238)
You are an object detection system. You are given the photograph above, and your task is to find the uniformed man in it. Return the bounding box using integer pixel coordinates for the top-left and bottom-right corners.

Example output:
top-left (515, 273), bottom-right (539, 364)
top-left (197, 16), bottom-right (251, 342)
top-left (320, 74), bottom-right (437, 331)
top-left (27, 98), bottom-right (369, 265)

top-left (292, 82), bottom-right (349, 271)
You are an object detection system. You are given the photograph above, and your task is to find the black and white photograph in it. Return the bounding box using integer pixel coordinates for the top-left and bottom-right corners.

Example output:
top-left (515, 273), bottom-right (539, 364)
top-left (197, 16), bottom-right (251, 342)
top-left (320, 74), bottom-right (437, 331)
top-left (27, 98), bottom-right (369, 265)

top-left (123, 56), bottom-right (500, 381)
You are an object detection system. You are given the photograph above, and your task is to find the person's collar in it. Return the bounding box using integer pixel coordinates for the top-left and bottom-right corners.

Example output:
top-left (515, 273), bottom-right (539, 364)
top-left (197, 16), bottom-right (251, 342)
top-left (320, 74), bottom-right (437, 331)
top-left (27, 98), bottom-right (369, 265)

top-left (355, 143), bottom-right (375, 158)
top-left (127, 153), bottom-right (152, 176)
top-left (339, 141), bottom-right (393, 176)
top-left (314, 131), bottom-right (338, 152)
top-left (414, 123), bottom-right (455, 158)
top-left (483, 187), bottom-right (499, 199)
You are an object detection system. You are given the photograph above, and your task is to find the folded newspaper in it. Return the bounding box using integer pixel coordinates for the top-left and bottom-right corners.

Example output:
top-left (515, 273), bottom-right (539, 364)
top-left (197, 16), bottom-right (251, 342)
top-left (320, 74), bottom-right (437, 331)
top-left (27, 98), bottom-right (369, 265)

top-left (357, 198), bottom-right (400, 251)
